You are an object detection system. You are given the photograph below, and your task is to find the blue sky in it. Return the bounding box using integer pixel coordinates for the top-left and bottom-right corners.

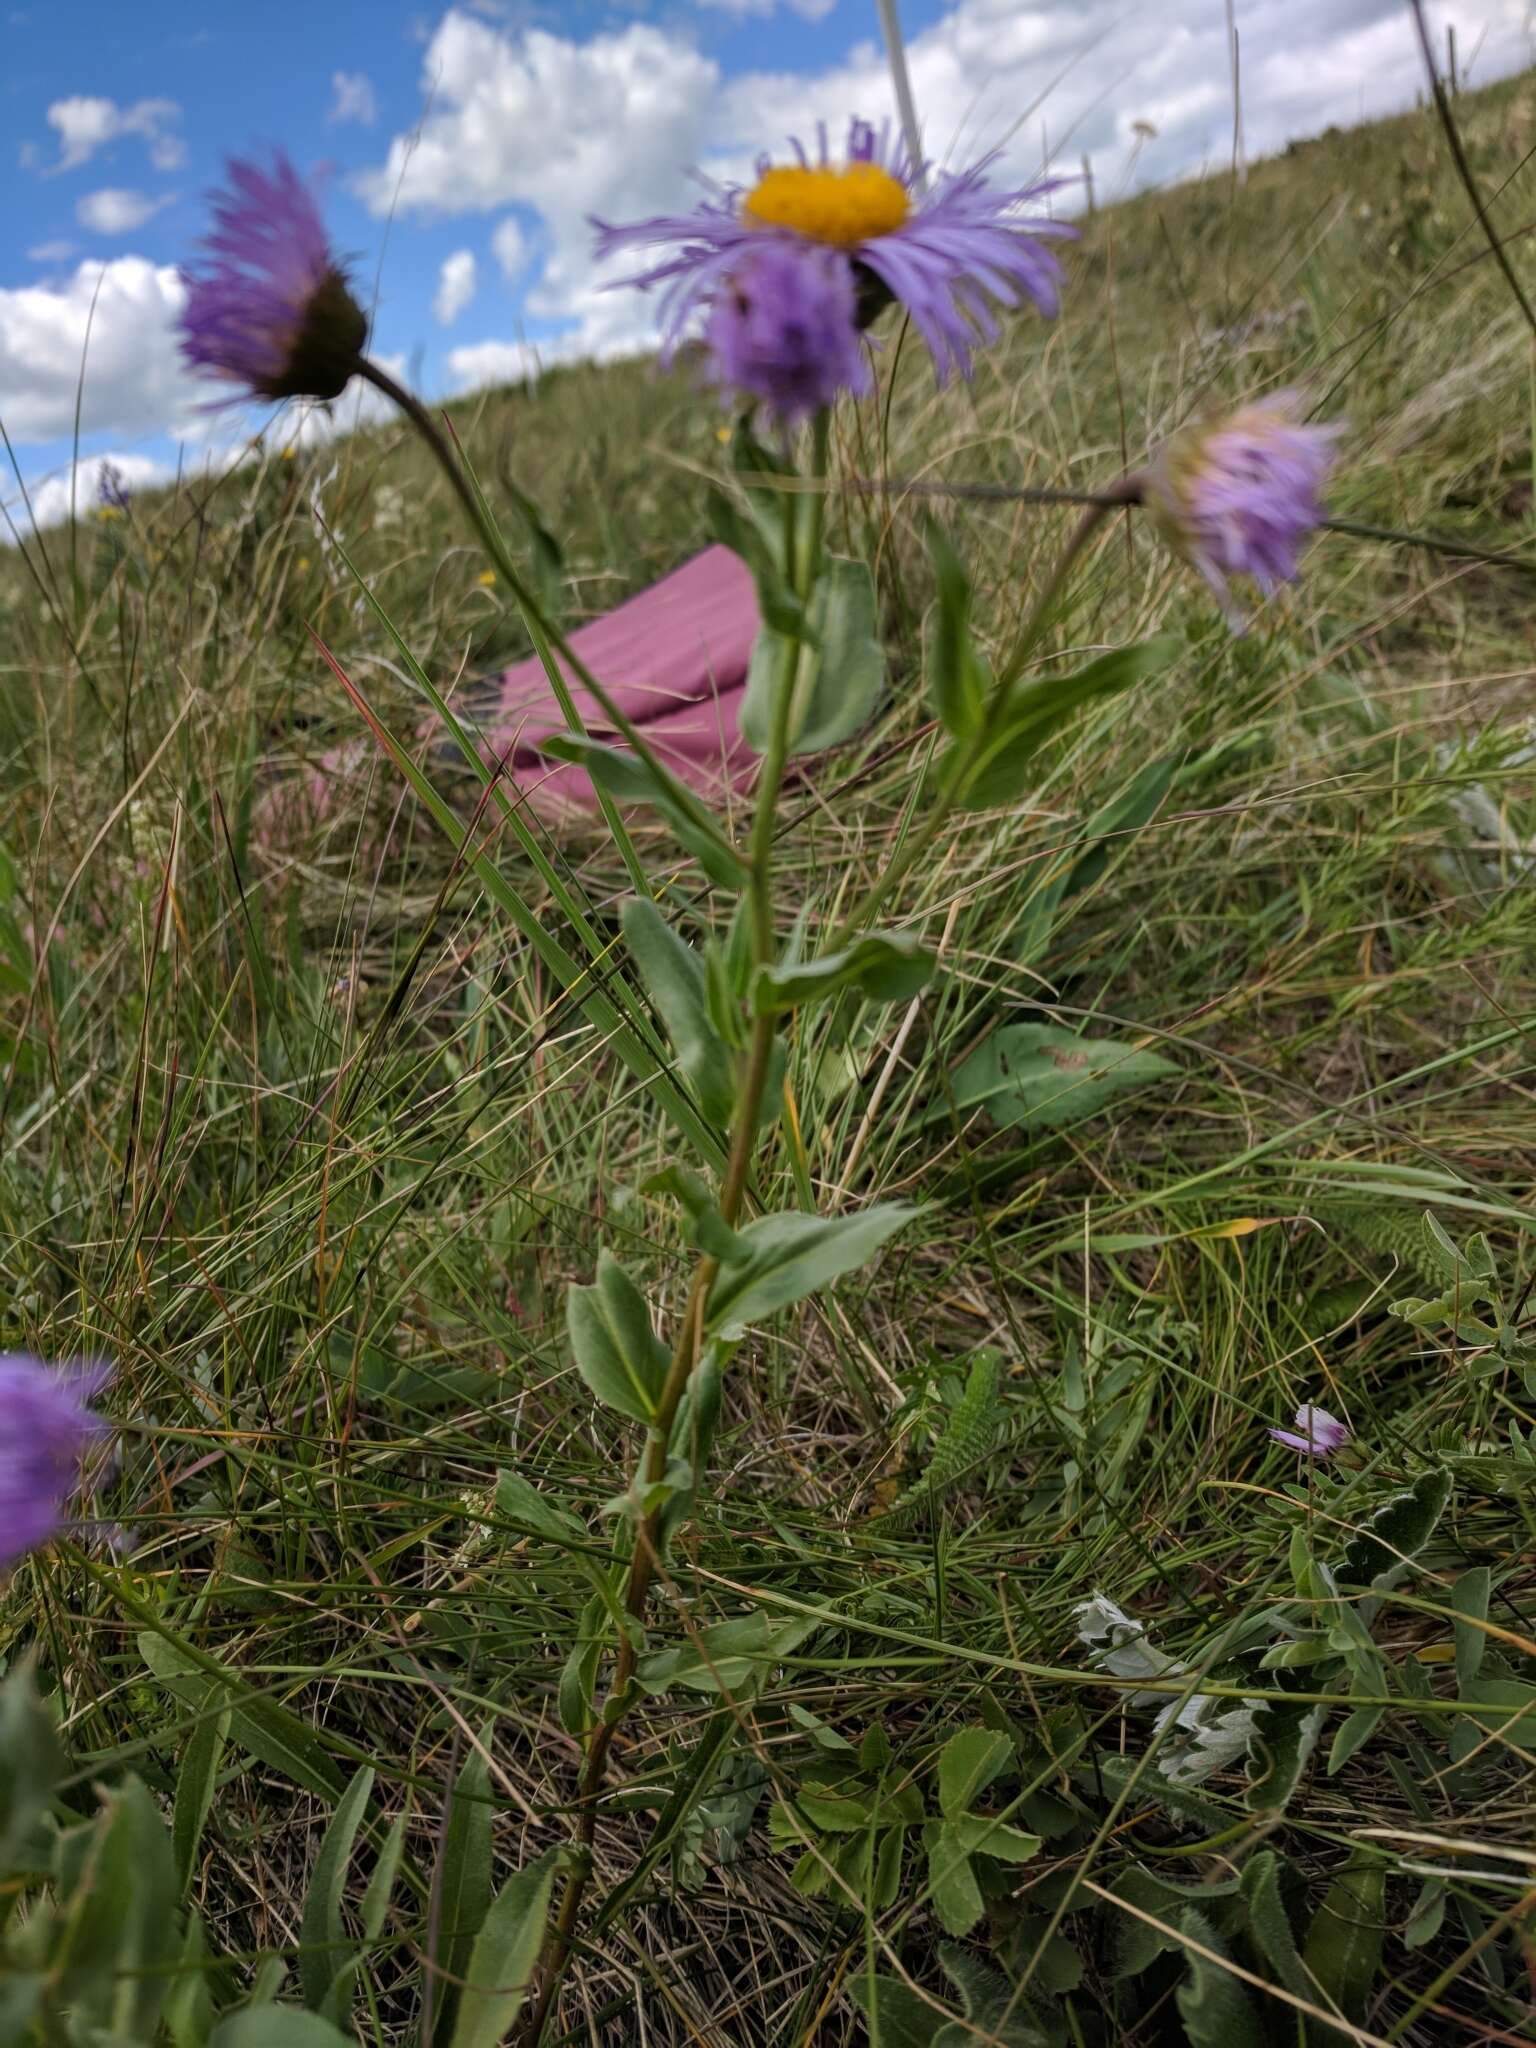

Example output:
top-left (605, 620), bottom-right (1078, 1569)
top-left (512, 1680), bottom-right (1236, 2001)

top-left (3, 0), bottom-right (1531, 525)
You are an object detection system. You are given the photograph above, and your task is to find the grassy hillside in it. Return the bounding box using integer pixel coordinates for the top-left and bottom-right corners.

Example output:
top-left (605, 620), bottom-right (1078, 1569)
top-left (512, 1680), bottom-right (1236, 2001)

top-left (2, 65), bottom-right (1536, 2048)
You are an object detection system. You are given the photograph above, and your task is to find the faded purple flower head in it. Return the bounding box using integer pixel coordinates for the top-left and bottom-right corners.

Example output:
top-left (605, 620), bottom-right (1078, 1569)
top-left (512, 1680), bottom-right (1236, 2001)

top-left (704, 239), bottom-right (870, 425)
top-left (593, 116), bottom-right (1073, 407)
top-left (0, 1355), bottom-right (111, 1570)
top-left (97, 461), bottom-right (131, 513)
top-left (1269, 1402), bottom-right (1350, 1458)
top-left (1143, 391), bottom-right (1340, 628)
top-left (179, 154), bottom-right (368, 404)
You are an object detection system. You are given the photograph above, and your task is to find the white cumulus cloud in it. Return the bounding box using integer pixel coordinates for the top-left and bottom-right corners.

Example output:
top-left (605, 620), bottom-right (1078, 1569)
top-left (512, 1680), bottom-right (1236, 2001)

top-left (0, 258), bottom-right (197, 443)
top-left (435, 249), bottom-right (477, 324)
top-left (76, 188), bottom-right (173, 235)
top-left (17, 451), bottom-right (174, 533)
top-left (27, 240), bottom-right (76, 264)
top-left (45, 95), bottom-right (184, 173)
top-left (330, 71), bottom-right (379, 126)
top-left (491, 217), bottom-right (529, 281)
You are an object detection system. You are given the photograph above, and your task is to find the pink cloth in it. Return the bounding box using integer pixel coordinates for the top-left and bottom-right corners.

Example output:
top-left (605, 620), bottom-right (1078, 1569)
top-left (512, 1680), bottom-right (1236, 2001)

top-left (483, 545), bottom-right (763, 814)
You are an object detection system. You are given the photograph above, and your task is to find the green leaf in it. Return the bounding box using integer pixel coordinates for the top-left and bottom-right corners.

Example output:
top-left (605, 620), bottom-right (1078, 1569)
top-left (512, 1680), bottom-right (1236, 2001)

top-left (644, 1165), bottom-right (748, 1261)
top-left (622, 897), bottom-right (737, 1129)
top-left (876, 1350), bottom-right (1002, 1528)
top-left (948, 1816), bottom-right (1040, 1864)
top-left (448, 1846), bottom-right (564, 2048)
top-left (1403, 1876), bottom-right (1447, 1950)
top-left (705, 1202), bottom-right (920, 1338)
top-left (173, 1692), bottom-right (231, 1891)
top-left (925, 523), bottom-right (990, 741)
top-left (952, 1022), bottom-right (1177, 1133)
top-left (139, 1631), bottom-right (345, 1800)
top-left (435, 1731), bottom-right (496, 2037)
top-left (1175, 1908), bottom-right (1261, 2044)
top-left (209, 2011), bottom-right (355, 2048)
top-left (1452, 1565), bottom-right (1491, 1695)
top-left (495, 1470), bottom-right (588, 1547)
top-left (752, 933), bottom-right (937, 1015)
top-left (1239, 1850), bottom-right (1314, 2001)
top-left (1458, 1677), bottom-right (1536, 1747)
top-left (959, 638), bottom-right (1179, 809)
top-left (1245, 1697), bottom-right (1324, 1813)
top-left (1302, 1850), bottom-right (1387, 2024)
top-left (1337, 1467), bottom-right (1453, 1591)
top-left (54, 1777), bottom-right (180, 2037)
top-left (706, 488), bottom-right (808, 639)
top-left (926, 1820), bottom-right (985, 1937)
top-left (1328, 1704), bottom-right (1385, 1775)
top-left (742, 557), bottom-right (886, 757)
top-left (567, 1249), bottom-right (670, 1424)
top-left (299, 1765), bottom-right (374, 2019)
top-left (634, 1611), bottom-right (817, 1696)
top-left (937, 1729), bottom-right (1012, 1819)
top-left (0, 1664), bottom-right (64, 1869)
top-left (847, 1973), bottom-right (945, 2048)
top-left (538, 735), bottom-right (746, 887)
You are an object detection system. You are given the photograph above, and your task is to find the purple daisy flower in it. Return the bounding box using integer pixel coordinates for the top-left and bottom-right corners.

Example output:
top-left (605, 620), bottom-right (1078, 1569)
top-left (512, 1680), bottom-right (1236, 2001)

top-left (1268, 1403), bottom-right (1350, 1458)
top-left (1143, 391), bottom-right (1340, 628)
top-left (0, 1355), bottom-right (112, 1570)
top-left (705, 238), bottom-right (871, 426)
top-left (179, 154), bottom-right (368, 404)
top-left (593, 116), bottom-right (1073, 402)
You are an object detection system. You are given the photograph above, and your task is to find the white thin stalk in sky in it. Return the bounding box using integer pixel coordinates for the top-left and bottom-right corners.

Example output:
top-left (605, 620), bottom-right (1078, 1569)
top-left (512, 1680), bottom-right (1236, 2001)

top-left (876, 0), bottom-right (928, 197)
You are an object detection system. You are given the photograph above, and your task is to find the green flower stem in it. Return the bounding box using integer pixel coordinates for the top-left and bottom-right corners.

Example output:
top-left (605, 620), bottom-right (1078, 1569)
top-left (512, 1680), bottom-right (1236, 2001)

top-left (833, 490), bottom-right (1128, 944)
top-left (517, 409), bottom-right (832, 2047)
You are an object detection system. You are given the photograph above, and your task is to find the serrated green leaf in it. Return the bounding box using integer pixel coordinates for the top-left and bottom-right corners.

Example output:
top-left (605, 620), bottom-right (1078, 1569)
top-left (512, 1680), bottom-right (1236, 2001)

top-left (1175, 1908), bottom-right (1261, 2044)
top-left (538, 735), bottom-right (746, 887)
top-left (621, 897), bottom-right (737, 1130)
top-left (958, 638), bottom-right (1179, 810)
top-left (566, 1249), bottom-right (670, 1423)
top-left (952, 1023), bottom-right (1177, 1133)
top-left (1337, 1467), bottom-right (1452, 1591)
top-left (1239, 1850), bottom-right (1314, 2001)
top-left (705, 1202), bottom-right (920, 1338)
top-left (752, 933), bottom-right (937, 1015)
top-left (926, 1820), bottom-right (985, 1936)
top-left (1245, 1696), bottom-right (1324, 1812)
top-left (448, 1846), bottom-right (563, 2048)
top-left (299, 1764), bottom-right (373, 2019)
top-left (937, 1728), bottom-right (1012, 1819)
top-left (742, 556), bottom-right (885, 756)
top-left (847, 1973), bottom-right (945, 2048)
top-left (876, 1350), bottom-right (1002, 1528)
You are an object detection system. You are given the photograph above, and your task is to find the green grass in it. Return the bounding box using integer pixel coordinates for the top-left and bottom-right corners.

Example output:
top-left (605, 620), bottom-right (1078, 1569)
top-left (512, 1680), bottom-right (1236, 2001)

top-left (3, 66), bottom-right (1536, 2048)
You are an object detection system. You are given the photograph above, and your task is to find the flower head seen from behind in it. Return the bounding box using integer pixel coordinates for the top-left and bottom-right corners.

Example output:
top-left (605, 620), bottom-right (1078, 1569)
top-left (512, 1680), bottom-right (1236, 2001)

top-left (0, 1355), bottom-right (111, 1570)
top-left (1143, 391), bottom-right (1339, 628)
top-left (179, 154), bottom-right (368, 404)
top-left (594, 117), bottom-right (1073, 421)
top-left (1269, 1402), bottom-right (1350, 1458)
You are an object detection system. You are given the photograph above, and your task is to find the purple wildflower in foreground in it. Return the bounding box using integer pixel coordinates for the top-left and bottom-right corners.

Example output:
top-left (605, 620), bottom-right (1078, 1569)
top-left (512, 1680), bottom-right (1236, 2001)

top-left (705, 239), bottom-right (871, 426)
top-left (594, 116), bottom-right (1073, 415)
top-left (179, 155), bottom-right (368, 404)
top-left (1143, 391), bottom-right (1340, 627)
top-left (0, 1355), bottom-right (111, 1570)
top-left (1269, 1403), bottom-right (1350, 1458)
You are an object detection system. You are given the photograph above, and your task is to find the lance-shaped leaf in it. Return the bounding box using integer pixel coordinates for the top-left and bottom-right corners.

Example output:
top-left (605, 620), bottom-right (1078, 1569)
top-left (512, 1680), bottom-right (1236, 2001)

top-left (742, 557), bottom-right (886, 757)
top-left (752, 933), bottom-right (937, 1015)
top-left (622, 898), bottom-right (737, 1129)
top-left (959, 638), bottom-right (1179, 809)
top-left (953, 1022), bottom-right (1177, 1133)
top-left (539, 735), bottom-right (746, 888)
top-left (706, 1203), bottom-right (921, 1339)
top-left (925, 522), bottom-right (991, 741)
top-left (567, 1251), bottom-right (670, 1423)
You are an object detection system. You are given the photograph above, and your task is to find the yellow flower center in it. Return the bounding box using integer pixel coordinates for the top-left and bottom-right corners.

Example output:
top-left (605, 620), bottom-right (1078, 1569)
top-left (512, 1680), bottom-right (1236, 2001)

top-left (742, 161), bottom-right (910, 247)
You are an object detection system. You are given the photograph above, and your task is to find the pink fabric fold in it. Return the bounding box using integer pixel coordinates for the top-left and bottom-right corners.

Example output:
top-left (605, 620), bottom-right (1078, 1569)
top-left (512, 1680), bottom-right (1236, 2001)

top-left (483, 544), bottom-right (764, 816)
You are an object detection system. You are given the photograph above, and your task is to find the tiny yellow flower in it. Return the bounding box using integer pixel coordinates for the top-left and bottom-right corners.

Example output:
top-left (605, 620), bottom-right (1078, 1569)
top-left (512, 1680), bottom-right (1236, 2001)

top-left (96, 505), bottom-right (122, 523)
top-left (715, 425), bottom-right (732, 444)
top-left (281, 444), bottom-right (296, 461)
top-left (297, 556), bottom-right (311, 573)
top-left (477, 569), bottom-right (497, 588)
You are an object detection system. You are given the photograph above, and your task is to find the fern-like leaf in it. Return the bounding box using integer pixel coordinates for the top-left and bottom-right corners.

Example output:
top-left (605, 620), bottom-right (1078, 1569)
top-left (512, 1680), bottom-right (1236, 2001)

top-left (875, 1350), bottom-right (1002, 1530)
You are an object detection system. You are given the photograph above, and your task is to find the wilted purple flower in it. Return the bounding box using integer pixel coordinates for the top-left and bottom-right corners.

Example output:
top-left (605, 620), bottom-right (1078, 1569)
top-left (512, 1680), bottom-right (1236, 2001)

top-left (1269, 1403), bottom-right (1350, 1458)
top-left (179, 154), bottom-right (368, 403)
top-left (0, 1356), bottom-right (111, 1570)
top-left (1143, 391), bottom-right (1339, 627)
top-left (704, 238), bottom-right (871, 425)
top-left (97, 461), bottom-right (131, 513)
top-left (594, 116), bottom-right (1073, 403)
